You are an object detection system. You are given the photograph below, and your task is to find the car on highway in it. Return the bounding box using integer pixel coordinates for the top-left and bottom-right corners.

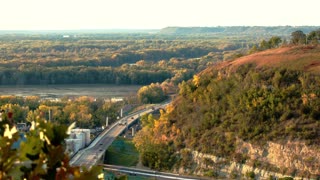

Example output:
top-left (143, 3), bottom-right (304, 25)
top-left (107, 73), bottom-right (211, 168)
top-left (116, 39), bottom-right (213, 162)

top-left (118, 119), bottom-right (127, 125)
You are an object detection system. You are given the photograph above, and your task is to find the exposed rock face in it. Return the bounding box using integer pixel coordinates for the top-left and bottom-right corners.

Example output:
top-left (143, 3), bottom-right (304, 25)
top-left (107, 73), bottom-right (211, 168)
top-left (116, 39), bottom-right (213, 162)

top-left (177, 140), bottom-right (320, 179)
top-left (236, 140), bottom-right (320, 177)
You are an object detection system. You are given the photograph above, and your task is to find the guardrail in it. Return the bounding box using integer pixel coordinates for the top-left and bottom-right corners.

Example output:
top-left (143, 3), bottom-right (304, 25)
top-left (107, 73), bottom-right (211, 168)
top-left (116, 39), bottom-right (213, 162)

top-left (100, 164), bottom-right (204, 180)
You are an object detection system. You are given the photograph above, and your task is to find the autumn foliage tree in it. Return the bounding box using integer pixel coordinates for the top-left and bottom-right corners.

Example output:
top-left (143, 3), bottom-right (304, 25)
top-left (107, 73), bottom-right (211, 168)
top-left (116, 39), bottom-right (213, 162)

top-left (133, 108), bottom-right (178, 170)
top-left (307, 29), bottom-right (320, 44)
top-left (249, 36), bottom-right (282, 53)
top-left (137, 83), bottom-right (167, 104)
top-left (291, 30), bottom-right (306, 45)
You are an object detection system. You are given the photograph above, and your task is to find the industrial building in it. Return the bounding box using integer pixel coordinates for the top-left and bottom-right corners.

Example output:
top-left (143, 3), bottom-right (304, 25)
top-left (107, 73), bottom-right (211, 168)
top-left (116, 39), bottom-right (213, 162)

top-left (65, 129), bottom-right (91, 156)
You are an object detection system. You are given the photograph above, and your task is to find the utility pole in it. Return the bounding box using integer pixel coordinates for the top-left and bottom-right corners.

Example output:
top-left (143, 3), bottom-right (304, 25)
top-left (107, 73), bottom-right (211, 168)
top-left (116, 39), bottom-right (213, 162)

top-left (0, 109), bottom-right (3, 122)
top-left (8, 111), bottom-right (13, 126)
top-left (125, 119), bottom-right (128, 131)
top-left (106, 116), bottom-right (108, 127)
top-left (48, 109), bottom-right (52, 121)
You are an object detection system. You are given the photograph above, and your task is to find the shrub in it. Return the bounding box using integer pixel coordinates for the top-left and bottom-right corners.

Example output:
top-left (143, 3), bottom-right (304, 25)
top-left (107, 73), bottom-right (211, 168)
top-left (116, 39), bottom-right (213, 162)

top-left (245, 171), bottom-right (255, 179)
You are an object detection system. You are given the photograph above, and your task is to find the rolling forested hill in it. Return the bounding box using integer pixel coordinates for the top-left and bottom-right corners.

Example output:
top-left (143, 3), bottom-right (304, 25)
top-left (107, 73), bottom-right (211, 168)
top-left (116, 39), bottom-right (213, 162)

top-left (160, 26), bottom-right (320, 36)
top-left (134, 45), bottom-right (320, 179)
top-left (173, 45), bottom-right (320, 147)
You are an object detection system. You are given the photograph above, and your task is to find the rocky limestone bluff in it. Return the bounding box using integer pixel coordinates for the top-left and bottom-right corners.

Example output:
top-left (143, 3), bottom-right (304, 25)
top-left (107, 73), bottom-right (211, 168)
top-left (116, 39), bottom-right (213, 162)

top-left (236, 140), bottom-right (319, 176)
top-left (176, 139), bottom-right (319, 179)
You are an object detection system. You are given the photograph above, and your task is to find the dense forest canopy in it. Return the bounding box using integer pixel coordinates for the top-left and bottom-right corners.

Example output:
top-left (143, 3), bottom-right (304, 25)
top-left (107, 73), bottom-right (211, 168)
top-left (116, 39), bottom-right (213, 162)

top-left (0, 33), bottom-right (247, 85)
top-left (1, 26), bottom-right (319, 86)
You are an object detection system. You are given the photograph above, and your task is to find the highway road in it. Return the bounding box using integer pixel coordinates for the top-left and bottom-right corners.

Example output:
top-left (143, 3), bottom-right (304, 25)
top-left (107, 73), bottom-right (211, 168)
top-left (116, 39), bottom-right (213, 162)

top-left (70, 102), bottom-right (169, 168)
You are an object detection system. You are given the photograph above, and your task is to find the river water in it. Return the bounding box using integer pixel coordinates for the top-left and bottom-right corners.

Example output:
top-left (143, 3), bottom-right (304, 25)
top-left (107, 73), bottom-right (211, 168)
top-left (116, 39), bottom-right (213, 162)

top-left (0, 84), bottom-right (141, 99)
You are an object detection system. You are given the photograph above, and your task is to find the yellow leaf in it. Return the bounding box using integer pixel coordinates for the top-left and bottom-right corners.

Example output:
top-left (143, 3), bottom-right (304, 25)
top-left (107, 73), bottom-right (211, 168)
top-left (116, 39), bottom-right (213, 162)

top-left (4, 124), bottom-right (17, 139)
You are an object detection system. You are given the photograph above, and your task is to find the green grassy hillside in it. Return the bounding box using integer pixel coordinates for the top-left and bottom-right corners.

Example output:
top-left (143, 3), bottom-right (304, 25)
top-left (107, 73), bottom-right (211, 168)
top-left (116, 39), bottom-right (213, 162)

top-left (105, 137), bottom-right (139, 166)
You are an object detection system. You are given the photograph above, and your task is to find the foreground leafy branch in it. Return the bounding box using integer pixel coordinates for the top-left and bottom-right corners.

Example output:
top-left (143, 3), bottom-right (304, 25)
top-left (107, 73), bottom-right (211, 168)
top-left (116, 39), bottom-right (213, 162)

top-left (0, 117), bottom-right (103, 180)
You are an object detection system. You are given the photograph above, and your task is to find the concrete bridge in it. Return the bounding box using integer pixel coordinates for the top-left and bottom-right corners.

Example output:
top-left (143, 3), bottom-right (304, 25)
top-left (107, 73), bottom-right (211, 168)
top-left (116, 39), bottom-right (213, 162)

top-left (70, 102), bottom-right (169, 169)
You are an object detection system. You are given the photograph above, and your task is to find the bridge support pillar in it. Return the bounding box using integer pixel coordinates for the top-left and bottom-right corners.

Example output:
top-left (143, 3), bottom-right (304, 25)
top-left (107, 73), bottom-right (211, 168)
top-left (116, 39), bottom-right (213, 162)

top-left (101, 151), bottom-right (106, 163)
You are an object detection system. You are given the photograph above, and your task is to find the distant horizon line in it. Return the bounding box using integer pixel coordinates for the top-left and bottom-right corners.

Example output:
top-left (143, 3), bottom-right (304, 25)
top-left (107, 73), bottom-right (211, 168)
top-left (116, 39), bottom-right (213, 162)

top-left (1, 25), bottom-right (320, 32)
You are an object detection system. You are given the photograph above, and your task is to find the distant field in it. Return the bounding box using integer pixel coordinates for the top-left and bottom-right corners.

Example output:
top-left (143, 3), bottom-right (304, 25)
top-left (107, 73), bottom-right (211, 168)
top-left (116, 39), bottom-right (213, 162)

top-left (0, 84), bottom-right (141, 99)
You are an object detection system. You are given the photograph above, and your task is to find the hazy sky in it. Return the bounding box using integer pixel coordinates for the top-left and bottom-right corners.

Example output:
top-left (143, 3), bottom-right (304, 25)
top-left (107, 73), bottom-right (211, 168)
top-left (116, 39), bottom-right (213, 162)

top-left (1, 0), bottom-right (319, 30)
